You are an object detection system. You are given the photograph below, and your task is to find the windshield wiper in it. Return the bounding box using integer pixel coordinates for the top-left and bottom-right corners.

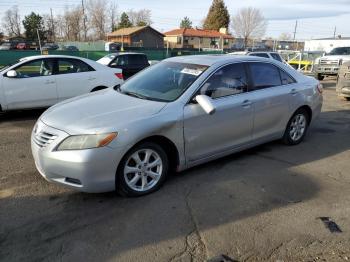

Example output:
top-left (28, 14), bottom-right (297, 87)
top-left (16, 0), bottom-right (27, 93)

top-left (122, 90), bottom-right (149, 100)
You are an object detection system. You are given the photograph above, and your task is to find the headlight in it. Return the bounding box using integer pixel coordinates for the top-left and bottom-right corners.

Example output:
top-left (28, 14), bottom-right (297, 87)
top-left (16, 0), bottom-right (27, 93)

top-left (57, 133), bottom-right (117, 151)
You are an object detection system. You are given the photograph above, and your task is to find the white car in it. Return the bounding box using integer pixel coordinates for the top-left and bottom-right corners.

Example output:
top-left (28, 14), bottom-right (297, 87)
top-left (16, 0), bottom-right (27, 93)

top-left (0, 55), bottom-right (123, 111)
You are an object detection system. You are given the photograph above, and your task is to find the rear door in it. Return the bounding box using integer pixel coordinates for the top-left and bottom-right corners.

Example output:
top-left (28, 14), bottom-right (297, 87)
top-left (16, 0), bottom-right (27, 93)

top-left (3, 58), bottom-right (57, 110)
top-left (247, 62), bottom-right (295, 140)
top-left (55, 58), bottom-right (95, 102)
top-left (127, 54), bottom-right (149, 78)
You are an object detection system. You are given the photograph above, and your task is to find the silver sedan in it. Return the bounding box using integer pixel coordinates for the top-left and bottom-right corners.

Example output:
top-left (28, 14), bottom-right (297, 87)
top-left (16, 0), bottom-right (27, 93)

top-left (31, 55), bottom-right (323, 196)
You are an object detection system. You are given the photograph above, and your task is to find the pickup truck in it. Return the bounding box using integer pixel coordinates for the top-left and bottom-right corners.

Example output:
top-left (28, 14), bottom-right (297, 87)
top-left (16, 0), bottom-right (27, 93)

top-left (314, 47), bottom-right (350, 80)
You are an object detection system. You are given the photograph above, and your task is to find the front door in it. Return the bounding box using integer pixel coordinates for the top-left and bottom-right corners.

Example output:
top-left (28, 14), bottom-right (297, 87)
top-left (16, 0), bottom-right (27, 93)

top-left (184, 63), bottom-right (254, 162)
top-left (3, 58), bottom-right (57, 110)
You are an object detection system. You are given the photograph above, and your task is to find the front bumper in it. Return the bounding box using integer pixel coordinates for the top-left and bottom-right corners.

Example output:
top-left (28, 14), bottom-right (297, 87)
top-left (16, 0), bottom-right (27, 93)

top-left (31, 120), bottom-right (126, 193)
top-left (314, 65), bottom-right (340, 75)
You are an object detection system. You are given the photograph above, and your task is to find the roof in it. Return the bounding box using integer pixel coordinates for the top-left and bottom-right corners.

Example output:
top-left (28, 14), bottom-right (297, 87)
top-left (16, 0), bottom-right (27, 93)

top-left (166, 54), bottom-right (270, 66)
top-left (107, 26), bottom-right (164, 37)
top-left (164, 28), bottom-right (234, 39)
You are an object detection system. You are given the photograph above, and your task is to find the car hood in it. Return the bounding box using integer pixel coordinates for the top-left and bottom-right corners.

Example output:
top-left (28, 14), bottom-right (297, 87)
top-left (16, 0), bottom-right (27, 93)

top-left (40, 88), bottom-right (167, 135)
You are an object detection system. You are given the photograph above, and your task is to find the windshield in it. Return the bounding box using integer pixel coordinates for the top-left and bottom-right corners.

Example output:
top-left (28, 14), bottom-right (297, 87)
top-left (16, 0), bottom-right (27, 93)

top-left (118, 61), bottom-right (208, 102)
top-left (328, 47), bottom-right (350, 55)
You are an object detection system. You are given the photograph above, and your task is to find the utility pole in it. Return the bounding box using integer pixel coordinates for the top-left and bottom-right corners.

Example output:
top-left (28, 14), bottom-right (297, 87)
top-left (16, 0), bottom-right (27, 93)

top-left (50, 8), bottom-right (55, 42)
top-left (333, 26), bottom-right (337, 39)
top-left (293, 20), bottom-right (298, 40)
top-left (81, 0), bottom-right (87, 41)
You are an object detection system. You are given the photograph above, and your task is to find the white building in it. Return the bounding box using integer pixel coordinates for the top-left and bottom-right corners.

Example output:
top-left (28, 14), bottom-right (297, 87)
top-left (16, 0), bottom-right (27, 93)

top-left (304, 37), bottom-right (350, 53)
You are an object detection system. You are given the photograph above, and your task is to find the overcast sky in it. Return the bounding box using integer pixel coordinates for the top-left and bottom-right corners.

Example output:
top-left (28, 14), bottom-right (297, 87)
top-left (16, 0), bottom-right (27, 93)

top-left (0, 0), bottom-right (349, 40)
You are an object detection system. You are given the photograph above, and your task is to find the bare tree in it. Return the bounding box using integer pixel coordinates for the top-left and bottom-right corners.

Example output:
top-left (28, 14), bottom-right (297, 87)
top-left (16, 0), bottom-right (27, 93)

top-left (108, 1), bottom-right (118, 32)
top-left (127, 9), bottom-right (152, 26)
top-left (231, 7), bottom-right (267, 48)
top-left (58, 6), bottom-right (83, 41)
top-left (87, 0), bottom-right (108, 40)
top-left (2, 6), bottom-right (21, 37)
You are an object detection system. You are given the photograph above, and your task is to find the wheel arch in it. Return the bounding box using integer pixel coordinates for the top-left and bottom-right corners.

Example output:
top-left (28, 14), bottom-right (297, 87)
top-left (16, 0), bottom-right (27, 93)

top-left (117, 135), bottom-right (180, 174)
top-left (295, 105), bottom-right (312, 124)
top-left (91, 86), bottom-right (108, 92)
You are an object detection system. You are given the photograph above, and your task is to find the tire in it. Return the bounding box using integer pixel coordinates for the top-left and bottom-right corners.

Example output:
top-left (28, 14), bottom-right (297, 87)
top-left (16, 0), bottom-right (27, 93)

top-left (116, 142), bottom-right (169, 197)
top-left (282, 109), bottom-right (310, 145)
top-left (317, 74), bottom-right (325, 81)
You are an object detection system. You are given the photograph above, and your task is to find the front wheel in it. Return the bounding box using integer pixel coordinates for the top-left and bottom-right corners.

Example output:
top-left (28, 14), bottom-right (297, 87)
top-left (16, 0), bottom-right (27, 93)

top-left (116, 142), bottom-right (169, 197)
top-left (283, 109), bottom-right (309, 145)
top-left (317, 74), bottom-right (325, 81)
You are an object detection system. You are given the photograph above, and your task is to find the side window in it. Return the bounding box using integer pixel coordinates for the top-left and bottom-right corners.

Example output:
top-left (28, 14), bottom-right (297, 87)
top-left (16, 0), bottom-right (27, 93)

top-left (115, 56), bottom-right (128, 66)
top-left (271, 53), bottom-right (283, 62)
top-left (250, 53), bottom-right (269, 58)
top-left (280, 70), bottom-right (296, 85)
top-left (200, 63), bottom-right (248, 99)
top-left (249, 62), bottom-right (282, 90)
top-left (129, 55), bottom-right (145, 65)
top-left (14, 59), bottom-right (54, 78)
top-left (58, 59), bottom-right (93, 74)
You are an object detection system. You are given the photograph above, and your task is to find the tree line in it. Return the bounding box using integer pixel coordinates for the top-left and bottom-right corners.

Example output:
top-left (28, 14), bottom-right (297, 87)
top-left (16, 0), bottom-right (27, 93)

top-left (1, 0), bottom-right (152, 42)
top-left (1, 0), bottom-right (275, 48)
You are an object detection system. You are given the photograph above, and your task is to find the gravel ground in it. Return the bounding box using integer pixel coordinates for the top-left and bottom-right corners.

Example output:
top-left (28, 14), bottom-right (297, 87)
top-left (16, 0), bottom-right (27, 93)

top-left (1, 78), bottom-right (350, 262)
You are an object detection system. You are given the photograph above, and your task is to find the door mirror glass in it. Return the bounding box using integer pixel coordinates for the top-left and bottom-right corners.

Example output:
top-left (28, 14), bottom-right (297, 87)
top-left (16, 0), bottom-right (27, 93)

top-left (195, 95), bottom-right (216, 115)
top-left (6, 70), bottom-right (17, 78)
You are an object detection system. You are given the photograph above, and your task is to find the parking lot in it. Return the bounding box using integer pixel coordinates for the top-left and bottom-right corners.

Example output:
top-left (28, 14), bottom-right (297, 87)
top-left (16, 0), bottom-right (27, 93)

top-left (1, 78), bottom-right (350, 261)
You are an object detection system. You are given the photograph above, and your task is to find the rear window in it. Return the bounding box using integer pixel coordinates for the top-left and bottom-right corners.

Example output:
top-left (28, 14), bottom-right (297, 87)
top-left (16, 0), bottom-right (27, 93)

top-left (250, 53), bottom-right (269, 58)
top-left (271, 53), bottom-right (283, 62)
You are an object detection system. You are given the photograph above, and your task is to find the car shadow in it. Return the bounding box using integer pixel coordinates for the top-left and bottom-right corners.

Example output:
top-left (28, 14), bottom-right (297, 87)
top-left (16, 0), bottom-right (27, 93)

top-left (0, 109), bottom-right (45, 123)
top-left (1, 109), bottom-right (350, 261)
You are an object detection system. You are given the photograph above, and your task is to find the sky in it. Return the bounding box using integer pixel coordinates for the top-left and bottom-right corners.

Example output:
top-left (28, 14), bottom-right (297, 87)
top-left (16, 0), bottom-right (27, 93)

top-left (0, 0), bottom-right (349, 40)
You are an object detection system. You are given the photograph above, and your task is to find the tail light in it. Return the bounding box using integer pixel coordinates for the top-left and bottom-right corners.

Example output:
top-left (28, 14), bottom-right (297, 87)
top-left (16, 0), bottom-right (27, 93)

top-left (115, 73), bottom-right (123, 80)
top-left (316, 83), bottom-right (323, 94)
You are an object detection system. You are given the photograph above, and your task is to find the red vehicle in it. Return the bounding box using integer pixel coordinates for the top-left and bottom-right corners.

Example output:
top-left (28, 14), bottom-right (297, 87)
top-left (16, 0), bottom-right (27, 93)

top-left (16, 42), bottom-right (29, 50)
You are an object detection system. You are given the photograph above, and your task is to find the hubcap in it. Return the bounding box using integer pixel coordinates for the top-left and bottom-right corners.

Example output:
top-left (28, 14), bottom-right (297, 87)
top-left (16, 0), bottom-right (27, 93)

top-left (124, 149), bottom-right (163, 192)
top-left (289, 114), bottom-right (307, 141)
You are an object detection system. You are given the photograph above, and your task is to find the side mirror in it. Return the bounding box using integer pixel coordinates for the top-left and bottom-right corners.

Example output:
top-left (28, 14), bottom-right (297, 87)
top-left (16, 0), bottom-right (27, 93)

top-left (195, 95), bottom-right (216, 115)
top-left (6, 70), bottom-right (17, 78)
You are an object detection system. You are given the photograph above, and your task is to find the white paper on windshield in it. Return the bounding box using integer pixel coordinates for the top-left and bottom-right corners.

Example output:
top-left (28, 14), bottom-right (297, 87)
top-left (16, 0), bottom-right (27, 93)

top-left (181, 68), bottom-right (203, 76)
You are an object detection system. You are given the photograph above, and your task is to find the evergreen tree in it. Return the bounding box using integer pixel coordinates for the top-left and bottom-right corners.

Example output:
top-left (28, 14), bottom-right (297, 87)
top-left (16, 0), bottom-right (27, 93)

top-left (203, 0), bottom-right (230, 31)
top-left (117, 12), bottom-right (133, 29)
top-left (180, 17), bottom-right (193, 29)
top-left (22, 12), bottom-right (45, 41)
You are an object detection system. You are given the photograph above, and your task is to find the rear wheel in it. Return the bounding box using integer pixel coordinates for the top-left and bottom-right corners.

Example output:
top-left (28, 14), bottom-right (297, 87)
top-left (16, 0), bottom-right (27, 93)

top-left (116, 142), bottom-right (169, 197)
top-left (283, 109), bottom-right (309, 145)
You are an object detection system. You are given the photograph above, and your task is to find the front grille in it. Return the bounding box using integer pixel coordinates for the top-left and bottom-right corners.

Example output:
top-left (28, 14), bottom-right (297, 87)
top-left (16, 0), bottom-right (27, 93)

top-left (33, 131), bottom-right (57, 148)
top-left (319, 59), bottom-right (340, 66)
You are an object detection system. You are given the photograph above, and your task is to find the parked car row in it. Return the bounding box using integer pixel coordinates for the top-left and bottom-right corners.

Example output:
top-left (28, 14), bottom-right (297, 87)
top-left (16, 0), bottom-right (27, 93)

top-left (0, 41), bottom-right (79, 51)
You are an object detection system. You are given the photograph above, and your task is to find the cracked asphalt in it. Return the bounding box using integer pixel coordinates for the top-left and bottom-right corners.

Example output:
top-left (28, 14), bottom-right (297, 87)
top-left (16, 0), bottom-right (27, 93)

top-left (1, 78), bottom-right (350, 262)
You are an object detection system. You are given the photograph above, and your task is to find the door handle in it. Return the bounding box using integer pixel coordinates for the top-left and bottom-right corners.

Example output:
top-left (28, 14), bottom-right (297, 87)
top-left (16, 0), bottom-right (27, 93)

top-left (88, 77), bottom-right (97, 81)
top-left (290, 88), bottom-right (298, 95)
top-left (242, 100), bottom-right (252, 107)
top-left (45, 80), bottom-right (55, 84)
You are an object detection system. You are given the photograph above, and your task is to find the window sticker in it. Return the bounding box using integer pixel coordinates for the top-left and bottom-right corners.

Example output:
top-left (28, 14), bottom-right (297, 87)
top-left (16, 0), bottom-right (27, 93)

top-left (181, 68), bottom-right (204, 76)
